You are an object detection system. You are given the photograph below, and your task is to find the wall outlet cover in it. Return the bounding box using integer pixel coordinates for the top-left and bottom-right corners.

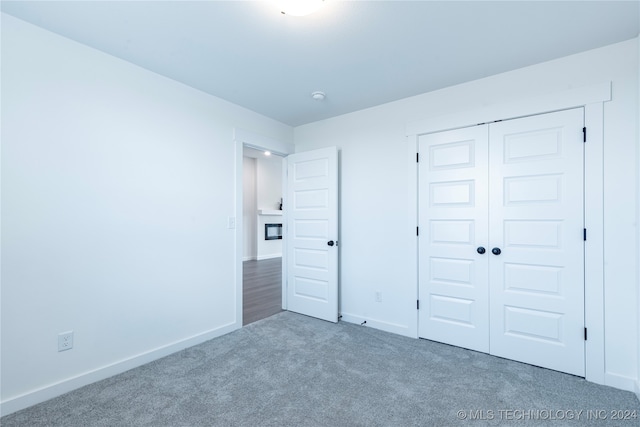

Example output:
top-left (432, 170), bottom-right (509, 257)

top-left (58, 331), bottom-right (74, 352)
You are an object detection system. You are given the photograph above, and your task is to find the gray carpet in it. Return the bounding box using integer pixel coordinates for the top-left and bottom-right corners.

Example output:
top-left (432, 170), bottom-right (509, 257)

top-left (2, 311), bottom-right (639, 426)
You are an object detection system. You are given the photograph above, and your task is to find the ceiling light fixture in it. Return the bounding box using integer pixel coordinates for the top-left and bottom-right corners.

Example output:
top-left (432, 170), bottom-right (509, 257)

top-left (311, 91), bottom-right (326, 101)
top-left (264, 151), bottom-right (272, 156)
top-left (277, 0), bottom-right (326, 16)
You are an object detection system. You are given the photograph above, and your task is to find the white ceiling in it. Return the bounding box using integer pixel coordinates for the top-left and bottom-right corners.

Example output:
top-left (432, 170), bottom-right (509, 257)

top-left (2, 1), bottom-right (638, 127)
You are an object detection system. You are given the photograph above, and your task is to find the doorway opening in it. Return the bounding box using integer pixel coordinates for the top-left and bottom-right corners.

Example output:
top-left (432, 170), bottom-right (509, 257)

top-left (242, 146), bottom-right (285, 325)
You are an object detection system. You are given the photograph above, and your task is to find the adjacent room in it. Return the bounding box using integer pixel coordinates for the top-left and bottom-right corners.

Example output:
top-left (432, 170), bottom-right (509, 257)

top-left (242, 147), bottom-right (284, 325)
top-left (2, 0), bottom-right (640, 424)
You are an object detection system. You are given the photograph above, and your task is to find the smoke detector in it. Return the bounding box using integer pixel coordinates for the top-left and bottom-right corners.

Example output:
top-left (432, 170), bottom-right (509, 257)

top-left (311, 91), bottom-right (326, 101)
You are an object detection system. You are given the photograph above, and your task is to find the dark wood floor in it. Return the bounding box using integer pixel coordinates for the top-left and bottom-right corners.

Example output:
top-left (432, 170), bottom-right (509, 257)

top-left (243, 258), bottom-right (283, 326)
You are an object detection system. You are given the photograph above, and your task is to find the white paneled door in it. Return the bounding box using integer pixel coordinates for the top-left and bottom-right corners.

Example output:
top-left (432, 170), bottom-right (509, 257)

top-left (418, 126), bottom-right (490, 353)
top-left (488, 109), bottom-right (585, 376)
top-left (419, 108), bottom-right (585, 376)
top-left (286, 147), bottom-right (339, 323)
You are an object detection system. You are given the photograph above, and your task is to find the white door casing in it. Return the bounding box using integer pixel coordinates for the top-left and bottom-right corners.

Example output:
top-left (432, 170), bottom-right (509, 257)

top-left (418, 108), bottom-right (585, 376)
top-left (488, 109), bottom-right (585, 376)
top-left (418, 126), bottom-right (490, 353)
top-left (285, 147), bottom-right (339, 323)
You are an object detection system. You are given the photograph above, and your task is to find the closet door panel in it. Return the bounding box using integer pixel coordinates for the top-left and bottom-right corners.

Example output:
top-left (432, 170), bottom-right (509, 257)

top-left (418, 126), bottom-right (489, 353)
top-left (488, 108), bottom-right (585, 376)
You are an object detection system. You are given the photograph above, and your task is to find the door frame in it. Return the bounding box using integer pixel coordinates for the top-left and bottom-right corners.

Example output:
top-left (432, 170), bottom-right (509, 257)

top-left (233, 128), bottom-right (293, 327)
top-left (406, 82), bottom-right (611, 386)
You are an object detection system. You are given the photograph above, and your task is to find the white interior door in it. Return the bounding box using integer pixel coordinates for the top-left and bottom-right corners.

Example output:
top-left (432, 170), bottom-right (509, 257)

top-left (418, 126), bottom-right (490, 353)
top-left (285, 147), bottom-right (339, 323)
top-left (488, 109), bottom-right (585, 376)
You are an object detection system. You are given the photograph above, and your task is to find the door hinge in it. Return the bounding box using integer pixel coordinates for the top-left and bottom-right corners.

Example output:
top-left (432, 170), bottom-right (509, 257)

top-left (416, 227), bottom-right (419, 236)
top-left (417, 300), bottom-right (420, 310)
top-left (583, 127), bottom-right (587, 143)
top-left (584, 327), bottom-right (588, 341)
top-left (583, 228), bottom-right (587, 241)
top-left (416, 153), bottom-right (419, 163)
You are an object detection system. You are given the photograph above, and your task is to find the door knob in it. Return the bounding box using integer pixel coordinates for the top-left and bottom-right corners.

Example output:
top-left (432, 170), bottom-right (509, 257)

top-left (477, 247), bottom-right (486, 254)
top-left (327, 240), bottom-right (335, 247)
top-left (492, 247), bottom-right (501, 255)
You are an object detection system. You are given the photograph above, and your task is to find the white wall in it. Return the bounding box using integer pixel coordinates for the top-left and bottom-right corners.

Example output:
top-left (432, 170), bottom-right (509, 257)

top-left (256, 155), bottom-right (283, 259)
top-left (256, 155), bottom-right (283, 212)
top-left (242, 154), bottom-right (283, 260)
top-left (242, 157), bottom-right (257, 260)
top-left (1, 14), bottom-right (292, 415)
top-left (294, 38), bottom-right (639, 392)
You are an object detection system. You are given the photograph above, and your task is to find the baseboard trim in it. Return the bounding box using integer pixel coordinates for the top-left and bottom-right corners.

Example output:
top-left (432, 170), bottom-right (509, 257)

top-left (603, 371), bottom-right (637, 393)
top-left (340, 312), bottom-right (412, 338)
top-left (0, 321), bottom-right (239, 417)
top-left (256, 254), bottom-right (282, 261)
top-left (341, 316), bottom-right (639, 396)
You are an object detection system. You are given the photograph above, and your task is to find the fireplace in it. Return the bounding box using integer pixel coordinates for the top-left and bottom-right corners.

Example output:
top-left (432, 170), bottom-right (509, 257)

top-left (265, 223), bottom-right (282, 240)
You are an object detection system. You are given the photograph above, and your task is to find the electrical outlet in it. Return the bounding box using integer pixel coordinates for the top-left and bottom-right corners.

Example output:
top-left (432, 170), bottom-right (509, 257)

top-left (58, 331), bottom-right (74, 352)
top-left (375, 291), bottom-right (383, 302)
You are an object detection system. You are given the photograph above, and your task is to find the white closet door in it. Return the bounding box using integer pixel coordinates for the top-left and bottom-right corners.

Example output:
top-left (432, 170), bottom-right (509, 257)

top-left (488, 108), bottom-right (585, 376)
top-left (418, 126), bottom-right (490, 353)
